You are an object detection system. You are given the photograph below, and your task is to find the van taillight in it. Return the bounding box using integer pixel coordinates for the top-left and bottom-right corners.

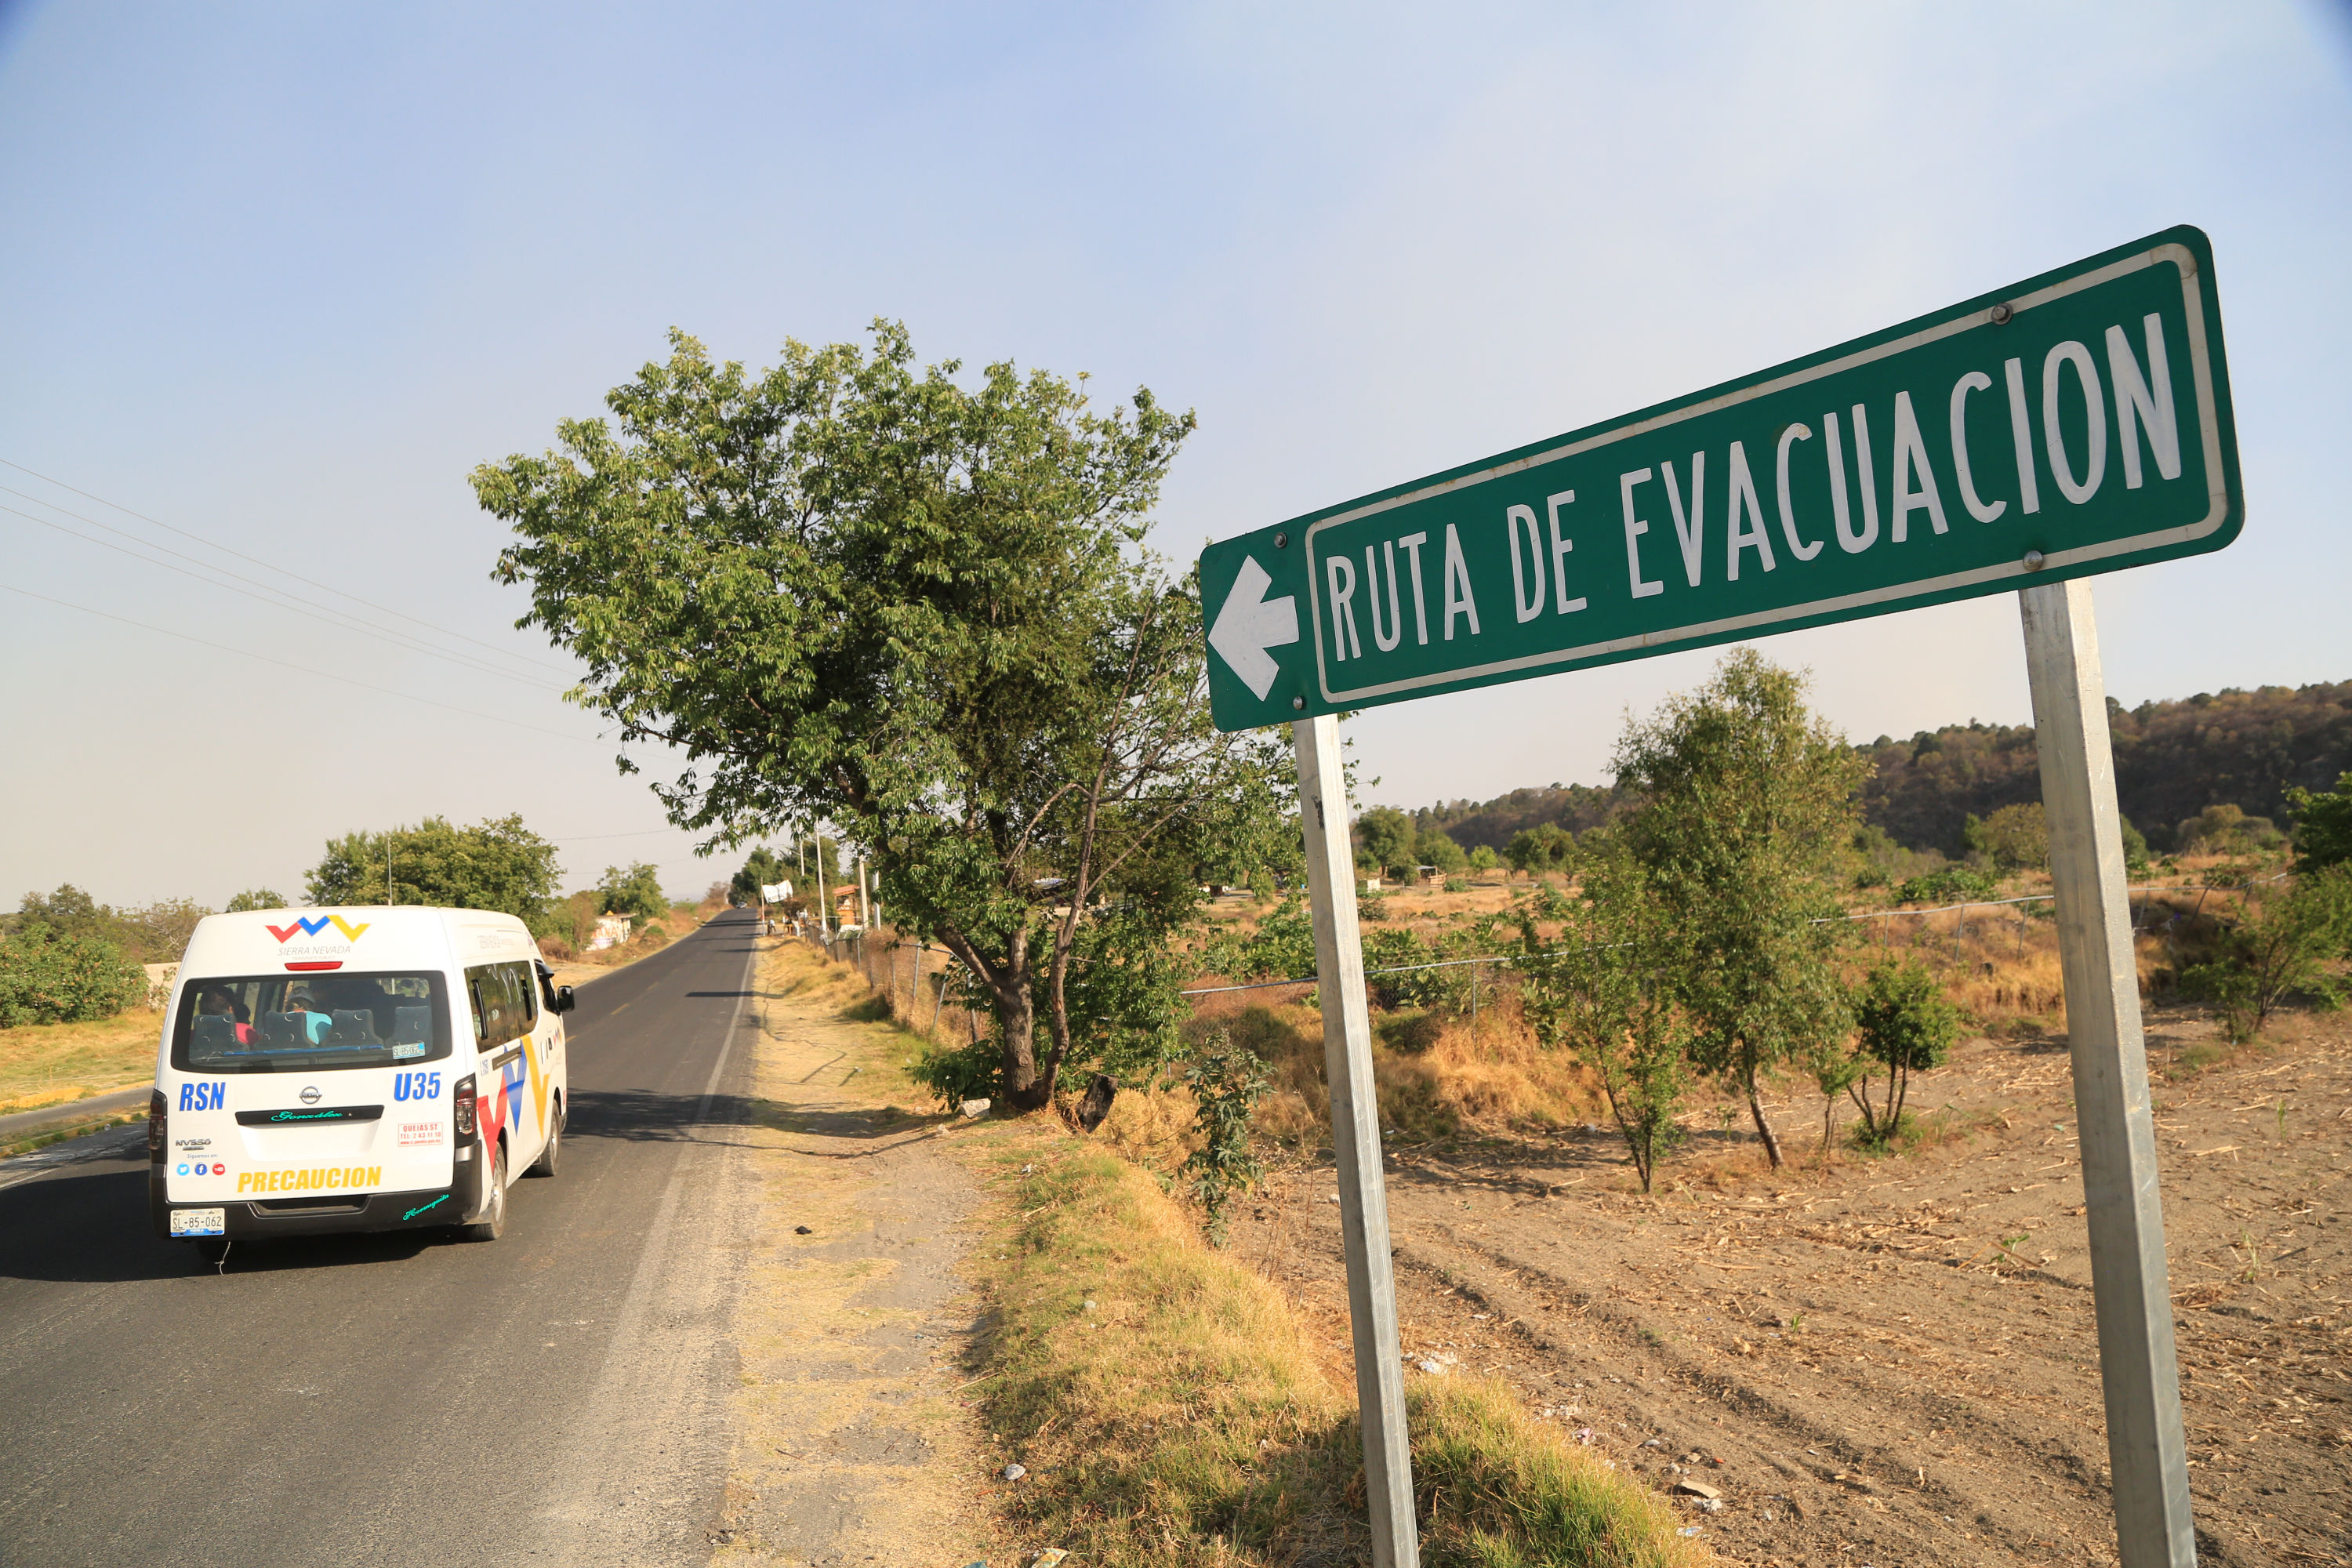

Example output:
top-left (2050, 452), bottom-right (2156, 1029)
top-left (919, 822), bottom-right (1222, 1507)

top-left (147, 1090), bottom-right (168, 1161)
top-left (453, 1077), bottom-right (477, 1139)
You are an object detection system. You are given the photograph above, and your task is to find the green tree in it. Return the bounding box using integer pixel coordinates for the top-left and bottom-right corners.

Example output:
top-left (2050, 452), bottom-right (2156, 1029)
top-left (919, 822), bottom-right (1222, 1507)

top-left (224, 888), bottom-right (289, 913)
top-left (1468, 845), bottom-right (1500, 877)
top-left (1613, 652), bottom-right (1864, 1168)
top-left (597, 862), bottom-right (669, 922)
top-left (305, 815), bottom-right (564, 932)
top-left (1512, 855), bottom-right (1693, 1193)
top-left (731, 846), bottom-right (788, 906)
top-left (2181, 865), bottom-right (2352, 1043)
top-left (2286, 772), bottom-right (2352, 872)
top-left (1355, 807), bottom-right (1417, 882)
top-left (476, 323), bottom-right (1294, 1113)
top-left (1847, 960), bottom-right (1961, 1145)
top-left (1974, 802), bottom-right (2049, 873)
top-left (1505, 823), bottom-right (1573, 880)
top-left (1417, 828), bottom-right (1468, 876)
top-left (0, 924), bottom-right (145, 1028)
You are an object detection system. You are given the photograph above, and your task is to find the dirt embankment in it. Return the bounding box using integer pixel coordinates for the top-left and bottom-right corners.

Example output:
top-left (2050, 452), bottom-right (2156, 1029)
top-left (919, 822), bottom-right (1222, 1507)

top-left (1238, 1005), bottom-right (2350, 1568)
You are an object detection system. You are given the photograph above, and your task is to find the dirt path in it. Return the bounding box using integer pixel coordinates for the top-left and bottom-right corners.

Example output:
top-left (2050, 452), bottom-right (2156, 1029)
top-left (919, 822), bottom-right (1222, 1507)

top-left (711, 942), bottom-right (996, 1567)
top-left (1247, 1004), bottom-right (2350, 1568)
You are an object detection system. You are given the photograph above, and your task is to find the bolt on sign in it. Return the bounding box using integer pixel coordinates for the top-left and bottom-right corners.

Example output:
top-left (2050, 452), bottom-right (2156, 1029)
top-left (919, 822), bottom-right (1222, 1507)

top-left (1200, 226), bottom-right (2239, 731)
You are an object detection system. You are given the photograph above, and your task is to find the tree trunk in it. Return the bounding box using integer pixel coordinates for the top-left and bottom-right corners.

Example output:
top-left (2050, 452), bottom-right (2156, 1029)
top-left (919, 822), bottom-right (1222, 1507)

top-left (1744, 1065), bottom-right (1784, 1168)
top-left (996, 982), bottom-right (1051, 1111)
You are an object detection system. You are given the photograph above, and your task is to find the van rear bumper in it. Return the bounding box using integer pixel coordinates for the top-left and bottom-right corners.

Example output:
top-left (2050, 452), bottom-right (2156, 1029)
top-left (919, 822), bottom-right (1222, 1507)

top-left (151, 1155), bottom-right (482, 1241)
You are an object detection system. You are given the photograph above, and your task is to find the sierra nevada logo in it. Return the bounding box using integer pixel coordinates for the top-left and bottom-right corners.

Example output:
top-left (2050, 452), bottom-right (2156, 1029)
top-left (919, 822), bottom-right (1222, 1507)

top-left (266, 915), bottom-right (372, 943)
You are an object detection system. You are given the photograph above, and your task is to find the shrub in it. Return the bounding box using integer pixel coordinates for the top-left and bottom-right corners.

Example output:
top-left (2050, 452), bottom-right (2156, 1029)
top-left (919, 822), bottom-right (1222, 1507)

top-left (2287, 772), bottom-right (2352, 872)
top-left (1847, 959), bottom-right (1962, 1145)
top-left (1893, 866), bottom-right (1997, 905)
top-left (1181, 1030), bottom-right (1269, 1247)
top-left (2181, 866), bottom-right (2352, 1042)
top-left (2177, 804), bottom-right (2284, 857)
top-left (224, 888), bottom-right (289, 913)
top-left (908, 1034), bottom-right (1001, 1106)
top-left (0, 926), bottom-right (146, 1028)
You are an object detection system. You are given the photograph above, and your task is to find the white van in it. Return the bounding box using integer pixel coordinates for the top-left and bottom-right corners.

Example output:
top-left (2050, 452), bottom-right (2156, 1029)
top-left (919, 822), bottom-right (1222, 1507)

top-left (148, 906), bottom-right (574, 1262)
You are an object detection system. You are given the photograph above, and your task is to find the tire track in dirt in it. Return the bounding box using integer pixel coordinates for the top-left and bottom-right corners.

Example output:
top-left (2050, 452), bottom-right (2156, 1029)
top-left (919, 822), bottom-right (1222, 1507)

top-left (1256, 1008), bottom-right (2350, 1568)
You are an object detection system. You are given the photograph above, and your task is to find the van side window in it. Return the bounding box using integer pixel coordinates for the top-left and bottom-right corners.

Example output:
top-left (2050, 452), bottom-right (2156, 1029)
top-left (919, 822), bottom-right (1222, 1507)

top-left (505, 960), bottom-right (537, 1029)
top-left (466, 963), bottom-right (516, 1047)
top-left (463, 960), bottom-right (539, 1048)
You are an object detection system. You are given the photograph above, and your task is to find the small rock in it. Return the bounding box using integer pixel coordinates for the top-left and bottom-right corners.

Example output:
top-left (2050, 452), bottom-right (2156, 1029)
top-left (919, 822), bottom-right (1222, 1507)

top-left (1022, 1163), bottom-right (1035, 1174)
top-left (1574, 1427), bottom-right (1597, 1446)
top-left (1002, 1462), bottom-right (1027, 1482)
top-left (961, 1098), bottom-right (993, 1119)
top-left (1696, 1497), bottom-right (1725, 1515)
top-left (1081, 1300), bottom-right (1096, 1312)
top-left (1415, 1358), bottom-right (1447, 1375)
top-left (794, 1225), bottom-right (812, 1235)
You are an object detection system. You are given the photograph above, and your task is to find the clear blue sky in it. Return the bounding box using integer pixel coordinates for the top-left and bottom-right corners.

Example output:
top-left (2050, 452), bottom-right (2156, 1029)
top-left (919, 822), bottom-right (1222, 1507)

top-left (3, 2), bottom-right (2348, 907)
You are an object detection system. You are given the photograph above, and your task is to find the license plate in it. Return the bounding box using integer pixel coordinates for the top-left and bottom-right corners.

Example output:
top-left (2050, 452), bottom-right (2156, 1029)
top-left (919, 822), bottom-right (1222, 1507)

top-left (171, 1207), bottom-right (227, 1237)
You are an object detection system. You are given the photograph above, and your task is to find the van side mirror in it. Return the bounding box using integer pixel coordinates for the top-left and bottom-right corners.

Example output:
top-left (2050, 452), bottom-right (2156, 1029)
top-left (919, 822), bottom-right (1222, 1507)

top-left (555, 985), bottom-right (576, 1014)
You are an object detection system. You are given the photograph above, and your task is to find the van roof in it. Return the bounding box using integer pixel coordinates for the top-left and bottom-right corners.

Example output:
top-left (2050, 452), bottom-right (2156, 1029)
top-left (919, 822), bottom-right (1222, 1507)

top-left (176, 906), bottom-right (535, 981)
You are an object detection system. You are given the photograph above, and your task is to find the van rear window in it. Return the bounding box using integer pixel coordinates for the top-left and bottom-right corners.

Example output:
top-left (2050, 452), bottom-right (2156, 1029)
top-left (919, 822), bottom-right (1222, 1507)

top-left (170, 972), bottom-right (452, 1074)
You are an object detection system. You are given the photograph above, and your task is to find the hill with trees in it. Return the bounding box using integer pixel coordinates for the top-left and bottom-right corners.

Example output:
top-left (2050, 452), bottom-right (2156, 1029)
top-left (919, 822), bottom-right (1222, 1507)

top-left (1377, 678), bottom-right (2351, 858)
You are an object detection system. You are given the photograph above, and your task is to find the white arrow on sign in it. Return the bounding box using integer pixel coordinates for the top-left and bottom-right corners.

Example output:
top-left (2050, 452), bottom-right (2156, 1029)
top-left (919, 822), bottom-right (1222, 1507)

top-left (1207, 554), bottom-right (1299, 701)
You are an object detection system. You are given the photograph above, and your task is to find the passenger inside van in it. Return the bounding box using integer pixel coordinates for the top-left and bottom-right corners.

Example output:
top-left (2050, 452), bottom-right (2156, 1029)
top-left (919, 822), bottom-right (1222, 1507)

top-left (281, 991), bottom-right (335, 1045)
top-left (197, 988), bottom-right (255, 1045)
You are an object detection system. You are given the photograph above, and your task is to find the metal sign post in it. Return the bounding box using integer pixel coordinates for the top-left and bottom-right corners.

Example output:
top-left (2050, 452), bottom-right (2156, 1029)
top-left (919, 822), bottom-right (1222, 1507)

top-left (2021, 579), bottom-right (2195, 1568)
top-left (1294, 713), bottom-right (1417, 1568)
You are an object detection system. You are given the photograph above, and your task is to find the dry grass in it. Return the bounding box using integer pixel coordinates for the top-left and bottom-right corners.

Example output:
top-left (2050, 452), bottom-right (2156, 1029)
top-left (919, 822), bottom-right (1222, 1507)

top-left (0, 1008), bottom-right (163, 1112)
top-left (971, 1142), bottom-right (1707, 1566)
top-left (1184, 993), bottom-right (1599, 1149)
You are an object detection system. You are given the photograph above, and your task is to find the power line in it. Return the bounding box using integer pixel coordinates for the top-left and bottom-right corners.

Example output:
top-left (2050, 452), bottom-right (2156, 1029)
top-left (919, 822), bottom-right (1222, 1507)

top-left (0, 455), bottom-right (578, 676)
top-left (1, 499), bottom-right (563, 693)
top-left (0, 581), bottom-right (606, 746)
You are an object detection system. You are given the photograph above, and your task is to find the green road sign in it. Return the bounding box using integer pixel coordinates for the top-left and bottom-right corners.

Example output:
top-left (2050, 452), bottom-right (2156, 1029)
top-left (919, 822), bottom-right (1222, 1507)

top-left (1200, 225), bottom-right (2241, 732)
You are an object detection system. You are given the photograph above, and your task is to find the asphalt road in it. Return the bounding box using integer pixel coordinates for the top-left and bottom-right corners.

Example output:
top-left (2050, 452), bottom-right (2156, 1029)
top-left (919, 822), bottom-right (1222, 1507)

top-left (0, 910), bottom-right (764, 1568)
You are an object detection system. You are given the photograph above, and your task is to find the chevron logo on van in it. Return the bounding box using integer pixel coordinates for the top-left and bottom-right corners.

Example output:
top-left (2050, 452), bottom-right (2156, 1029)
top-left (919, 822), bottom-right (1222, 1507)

top-left (266, 916), bottom-right (372, 943)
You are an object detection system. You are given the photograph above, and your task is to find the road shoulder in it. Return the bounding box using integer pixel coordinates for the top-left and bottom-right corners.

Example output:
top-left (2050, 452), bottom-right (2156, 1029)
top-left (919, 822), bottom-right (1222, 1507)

top-left (711, 938), bottom-right (999, 1565)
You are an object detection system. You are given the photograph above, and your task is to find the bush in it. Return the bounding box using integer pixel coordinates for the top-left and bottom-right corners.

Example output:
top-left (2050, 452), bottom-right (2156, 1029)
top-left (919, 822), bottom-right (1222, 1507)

top-left (1181, 1030), bottom-right (1269, 1247)
top-left (907, 1035), bottom-right (1001, 1107)
top-left (2181, 866), bottom-right (2352, 1042)
top-left (537, 935), bottom-right (575, 962)
top-left (224, 888), bottom-right (289, 913)
top-left (2287, 772), bottom-right (2352, 872)
top-left (1847, 960), bottom-right (1961, 1146)
top-left (0, 926), bottom-right (146, 1028)
top-left (1893, 866), bottom-right (1997, 905)
top-left (2177, 804), bottom-right (2284, 857)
